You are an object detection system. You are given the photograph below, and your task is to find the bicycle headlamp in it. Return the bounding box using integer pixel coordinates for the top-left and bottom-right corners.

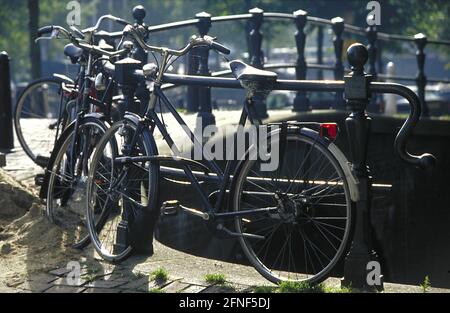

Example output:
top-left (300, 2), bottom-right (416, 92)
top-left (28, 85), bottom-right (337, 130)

top-left (143, 63), bottom-right (158, 78)
top-left (94, 73), bottom-right (106, 91)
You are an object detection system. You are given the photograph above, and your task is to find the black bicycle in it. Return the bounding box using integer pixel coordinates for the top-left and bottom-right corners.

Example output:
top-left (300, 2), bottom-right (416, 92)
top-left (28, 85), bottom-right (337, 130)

top-left (85, 25), bottom-right (355, 284)
top-left (36, 16), bottom-right (137, 248)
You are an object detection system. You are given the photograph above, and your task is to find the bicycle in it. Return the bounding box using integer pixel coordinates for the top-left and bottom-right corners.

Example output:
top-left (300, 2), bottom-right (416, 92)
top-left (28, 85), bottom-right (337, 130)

top-left (85, 25), bottom-right (355, 284)
top-left (36, 16), bottom-right (138, 247)
top-left (14, 15), bottom-right (130, 168)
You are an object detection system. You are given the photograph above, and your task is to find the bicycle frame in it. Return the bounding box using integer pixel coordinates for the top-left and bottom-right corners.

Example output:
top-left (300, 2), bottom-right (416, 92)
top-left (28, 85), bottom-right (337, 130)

top-left (120, 83), bottom-right (280, 219)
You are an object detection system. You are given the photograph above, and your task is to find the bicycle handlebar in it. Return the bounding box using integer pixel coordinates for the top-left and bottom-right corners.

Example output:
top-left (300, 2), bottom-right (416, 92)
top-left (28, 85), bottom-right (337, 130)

top-left (37, 25), bottom-right (54, 37)
top-left (123, 24), bottom-right (230, 56)
top-left (81, 14), bottom-right (131, 33)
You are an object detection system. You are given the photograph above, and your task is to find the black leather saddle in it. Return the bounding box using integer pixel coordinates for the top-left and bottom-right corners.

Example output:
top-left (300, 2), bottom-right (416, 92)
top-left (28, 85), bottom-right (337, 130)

top-left (229, 60), bottom-right (277, 96)
top-left (64, 44), bottom-right (83, 63)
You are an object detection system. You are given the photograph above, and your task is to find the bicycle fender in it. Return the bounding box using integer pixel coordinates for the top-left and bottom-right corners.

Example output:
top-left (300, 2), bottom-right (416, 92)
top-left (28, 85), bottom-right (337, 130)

top-left (228, 126), bottom-right (359, 207)
top-left (52, 73), bottom-right (75, 85)
top-left (300, 127), bottom-right (359, 202)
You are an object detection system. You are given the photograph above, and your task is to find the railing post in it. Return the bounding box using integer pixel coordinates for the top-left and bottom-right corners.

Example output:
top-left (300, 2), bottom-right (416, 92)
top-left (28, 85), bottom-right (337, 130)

top-left (131, 5), bottom-right (147, 63)
top-left (317, 25), bottom-right (324, 80)
top-left (131, 5), bottom-right (150, 115)
top-left (331, 17), bottom-right (345, 109)
top-left (186, 49), bottom-right (200, 112)
top-left (341, 43), bottom-right (383, 292)
top-left (366, 22), bottom-right (379, 112)
top-left (195, 11), bottom-right (215, 130)
top-left (292, 10), bottom-right (310, 112)
top-left (414, 33), bottom-right (429, 117)
top-left (248, 7), bottom-right (267, 118)
top-left (248, 7), bottom-right (264, 68)
top-left (0, 51), bottom-right (14, 151)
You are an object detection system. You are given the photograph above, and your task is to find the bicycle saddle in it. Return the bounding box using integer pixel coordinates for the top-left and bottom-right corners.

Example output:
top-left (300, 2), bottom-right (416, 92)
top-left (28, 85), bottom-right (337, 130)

top-left (64, 44), bottom-right (83, 59)
top-left (229, 60), bottom-right (277, 82)
top-left (229, 60), bottom-right (277, 97)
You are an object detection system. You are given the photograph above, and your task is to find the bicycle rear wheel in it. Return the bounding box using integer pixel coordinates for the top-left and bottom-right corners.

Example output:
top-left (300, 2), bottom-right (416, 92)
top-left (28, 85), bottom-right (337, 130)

top-left (233, 128), bottom-right (353, 284)
top-left (86, 120), bottom-right (159, 263)
top-left (14, 77), bottom-right (72, 166)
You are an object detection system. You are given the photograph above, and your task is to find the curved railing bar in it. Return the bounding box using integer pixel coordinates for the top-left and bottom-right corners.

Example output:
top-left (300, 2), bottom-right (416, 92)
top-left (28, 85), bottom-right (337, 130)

top-left (157, 72), bottom-right (434, 169)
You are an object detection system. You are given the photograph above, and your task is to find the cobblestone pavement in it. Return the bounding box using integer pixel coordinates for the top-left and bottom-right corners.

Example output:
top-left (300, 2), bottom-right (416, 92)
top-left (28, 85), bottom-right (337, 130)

top-left (2, 110), bottom-right (450, 293)
top-left (3, 242), bottom-right (260, 294)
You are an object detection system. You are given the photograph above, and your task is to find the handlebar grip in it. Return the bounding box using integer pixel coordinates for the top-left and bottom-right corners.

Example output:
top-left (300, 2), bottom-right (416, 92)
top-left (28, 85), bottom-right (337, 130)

top-left (211, 41), bottom-right (230, 55)
top-left (37, 26), bottom-right (54, 37)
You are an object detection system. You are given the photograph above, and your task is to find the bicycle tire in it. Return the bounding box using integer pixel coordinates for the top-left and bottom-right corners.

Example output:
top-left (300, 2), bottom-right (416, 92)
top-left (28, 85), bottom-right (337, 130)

top-left (14, 77), bottom-right (71, 166)
top-left (232, 127), bottom-right (353, 284)
top-left (86, 119), bottom-right (159, 263)
top-left (46, 115), bottom-right (109, 249)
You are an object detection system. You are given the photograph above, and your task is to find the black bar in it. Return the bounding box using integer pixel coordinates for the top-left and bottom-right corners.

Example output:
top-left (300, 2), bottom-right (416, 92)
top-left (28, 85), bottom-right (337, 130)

top-left (316, 25), bottom-right (324, 80)
top-left (292, 10), bottom-right (310, 112)
top-left (342, 43), bottom-right (381, 291)
top-left (248, 7), bottom-right (267, 119)
top-left (195, 11), bottom-right (215, 128)
top-left (414, 33), bottom-right (429, 117)
top-left (160, 72), bottom-right (345, 91)
top-left (332, 17), bottom-right (345, 108)
top-left (0, 51), bottom-right (14, 150)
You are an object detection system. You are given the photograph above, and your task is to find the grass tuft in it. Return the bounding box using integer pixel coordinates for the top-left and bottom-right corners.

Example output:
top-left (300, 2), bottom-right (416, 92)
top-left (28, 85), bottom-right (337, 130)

top-left (278, 281), bottom-right (326, 293)
top-left (204, 273), bottom-right (226, 285)
top-left (253, 285), bottom-right (276, 293)
top-left (420, 275), bottom-right (431, 293)
top-left (151, 267), bottom-right (169, 282)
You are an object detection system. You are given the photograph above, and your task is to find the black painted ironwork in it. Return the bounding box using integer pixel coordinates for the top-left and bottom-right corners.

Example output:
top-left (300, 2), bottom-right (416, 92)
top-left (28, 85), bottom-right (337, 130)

top-left (332, 17), bottom-right (345, 108)
top-left (0, 51), bottom-right (14, 150)
top-left (248, 7), bottom-right (267, 118)
top-left (414, 33), bottom-right (429, 117)
top-left (97, 9), bottom-right (450, 115)
top-left (366, 23), bottom-right (379, 112)
top-left (292, 9), bottom-right (310, 112)
top-left (316, 25), bottom-right (324, 80)
top-left (340, 43), bottom-right (382, 291)
top-left (195, 12), bottom-right (215, 129)
top-left (131, 5), bottom-right (149, 115)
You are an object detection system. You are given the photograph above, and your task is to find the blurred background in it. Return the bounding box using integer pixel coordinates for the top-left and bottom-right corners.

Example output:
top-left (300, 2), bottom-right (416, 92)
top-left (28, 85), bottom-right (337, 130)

top-left (1, 0), bottom-right (449, 81)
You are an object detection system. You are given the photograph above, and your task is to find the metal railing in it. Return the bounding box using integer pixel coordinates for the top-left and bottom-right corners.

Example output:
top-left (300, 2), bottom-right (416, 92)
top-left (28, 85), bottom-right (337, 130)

top-left (109, 8), bottom-right (450, 119)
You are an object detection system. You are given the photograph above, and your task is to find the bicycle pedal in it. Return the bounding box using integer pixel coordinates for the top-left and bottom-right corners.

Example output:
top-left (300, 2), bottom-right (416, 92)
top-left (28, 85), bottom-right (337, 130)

top-left (34, 174), bottom-right (45, 187)
top-left (161, 200), bottom-right (180, 216)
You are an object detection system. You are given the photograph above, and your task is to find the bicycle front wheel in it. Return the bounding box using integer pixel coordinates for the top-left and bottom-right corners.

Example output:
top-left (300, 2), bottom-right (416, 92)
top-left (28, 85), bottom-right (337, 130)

top-left (233, 128), bottom-right (353, 284)
top-left (86, 120), bottom-right (159, 263)
top-left (46, 116), bottom-right (108, 248)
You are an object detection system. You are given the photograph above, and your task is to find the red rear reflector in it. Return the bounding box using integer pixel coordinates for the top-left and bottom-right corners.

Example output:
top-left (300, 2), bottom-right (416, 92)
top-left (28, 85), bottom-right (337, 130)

top-left (320, 123), bottom-right (338, 139)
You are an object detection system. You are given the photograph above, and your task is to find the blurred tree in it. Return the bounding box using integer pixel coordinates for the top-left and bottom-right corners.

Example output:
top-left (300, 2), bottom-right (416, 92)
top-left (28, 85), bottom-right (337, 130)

top-left (0, 0), bottom-right (448, 81)
top-left (28, 0), bottom-right (41, 79)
